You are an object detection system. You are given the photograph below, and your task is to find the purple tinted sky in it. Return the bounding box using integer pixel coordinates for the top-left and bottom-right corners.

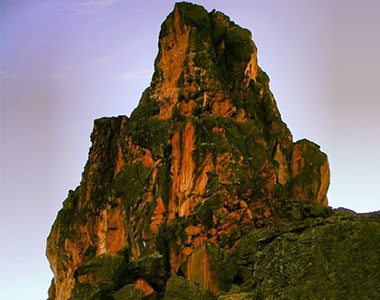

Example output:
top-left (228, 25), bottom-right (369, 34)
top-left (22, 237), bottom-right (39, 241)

top-left (1, 0), bottom-right (379, 298)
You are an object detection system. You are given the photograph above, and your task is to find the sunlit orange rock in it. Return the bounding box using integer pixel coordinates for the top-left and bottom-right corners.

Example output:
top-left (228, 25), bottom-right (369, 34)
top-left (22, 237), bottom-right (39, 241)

top-left (46, 3), bottom-right (331, 299)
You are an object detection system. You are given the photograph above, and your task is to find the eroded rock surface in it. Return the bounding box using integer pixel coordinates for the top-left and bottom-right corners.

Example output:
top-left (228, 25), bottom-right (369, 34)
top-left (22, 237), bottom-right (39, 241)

top-left (47, 2), bottom-right (378, 300)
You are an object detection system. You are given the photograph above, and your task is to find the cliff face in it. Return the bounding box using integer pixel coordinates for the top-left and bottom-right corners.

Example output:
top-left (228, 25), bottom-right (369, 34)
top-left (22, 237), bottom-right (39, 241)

top-left (46, 3), bottom-right (379, 300)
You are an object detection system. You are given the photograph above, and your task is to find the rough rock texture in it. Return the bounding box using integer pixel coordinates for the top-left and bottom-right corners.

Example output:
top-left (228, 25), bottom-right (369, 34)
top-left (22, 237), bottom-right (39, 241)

top-left (232, 209), bottom-right (380, 299)
top-left (46, 2), bottom-right (379, 299)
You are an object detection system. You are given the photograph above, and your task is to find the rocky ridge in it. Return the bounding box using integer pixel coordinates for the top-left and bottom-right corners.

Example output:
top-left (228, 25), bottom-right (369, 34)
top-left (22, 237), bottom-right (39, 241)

top-left (47, 2), bottom-right (380, 299)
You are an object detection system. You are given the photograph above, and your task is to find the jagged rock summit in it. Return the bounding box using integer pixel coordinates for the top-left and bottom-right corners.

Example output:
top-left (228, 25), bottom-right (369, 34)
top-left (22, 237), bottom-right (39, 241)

top-left (47, 2), bottom-right (380, 300)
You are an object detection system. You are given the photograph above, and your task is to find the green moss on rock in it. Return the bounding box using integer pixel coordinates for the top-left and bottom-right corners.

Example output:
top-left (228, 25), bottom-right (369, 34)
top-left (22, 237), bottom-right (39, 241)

top-left (175, 2), bottom-right (209, 28)
top-left (206, 244), bottom-right (238, 291)
top-left (163, 275), bottom-right (215, 300)
top-left (233, 213), bottom-right (380, 299)
top-left (126, 251), bottom-right (167, 288)
top-left (46, 3), bottom-right (379, 300)
top-left (112, 284), bottom-right (146, 300)
top-left (73, 253), bottom-right (127, 292)
top-left (113, 163), bottom-right (151, 213)
top-left (70, 284), bottom-right (103, 300)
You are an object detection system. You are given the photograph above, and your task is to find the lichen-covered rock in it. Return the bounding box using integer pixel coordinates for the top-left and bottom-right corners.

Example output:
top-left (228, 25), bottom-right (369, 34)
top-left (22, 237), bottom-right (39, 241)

top-left (233, 212), bottom-right (380, 299)
top-left (70, 284), bottom-right (103, 300)
top-left (217, 292), bottom-right (254, 300)
top-left (126, 251), bottom-right (167, 288)
top-left (73, 253), bottom-right (126, 291)
top-left (163, 275), bottom-right (215, 300)
top-left (45, 2), bottom-right (377, 300)
top-left (112, 283), bottom-right (147, 300)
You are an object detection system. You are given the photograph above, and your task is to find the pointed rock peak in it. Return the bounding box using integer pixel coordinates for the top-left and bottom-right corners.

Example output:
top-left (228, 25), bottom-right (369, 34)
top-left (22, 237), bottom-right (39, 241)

top-left (46, 4), bottom-right (345, 300)
top-left (164, 2), bottom-right (209, 34)
top-left (146, 2), bottom-right (262, 120)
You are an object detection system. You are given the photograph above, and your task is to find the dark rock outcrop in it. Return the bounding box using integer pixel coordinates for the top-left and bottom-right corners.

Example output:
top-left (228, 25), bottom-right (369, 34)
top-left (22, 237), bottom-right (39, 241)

top-left (46, 2), bottom-right (379, 299)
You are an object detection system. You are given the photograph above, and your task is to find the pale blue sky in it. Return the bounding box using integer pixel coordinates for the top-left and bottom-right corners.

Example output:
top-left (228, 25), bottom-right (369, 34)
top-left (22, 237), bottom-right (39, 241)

top-left (1, 0), bottom-right (379, 299)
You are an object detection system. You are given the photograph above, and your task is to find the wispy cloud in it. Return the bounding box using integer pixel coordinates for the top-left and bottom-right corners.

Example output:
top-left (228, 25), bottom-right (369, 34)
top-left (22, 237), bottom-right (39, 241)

top-left (116, 69), bottom-right (152, 82)
top-left (64, 0), bottom-right (118, 15)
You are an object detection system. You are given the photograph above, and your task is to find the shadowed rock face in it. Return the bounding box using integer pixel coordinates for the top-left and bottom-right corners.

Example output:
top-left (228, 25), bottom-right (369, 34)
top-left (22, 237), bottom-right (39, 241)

top-left (47, 2), bottom-right (378, 300)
